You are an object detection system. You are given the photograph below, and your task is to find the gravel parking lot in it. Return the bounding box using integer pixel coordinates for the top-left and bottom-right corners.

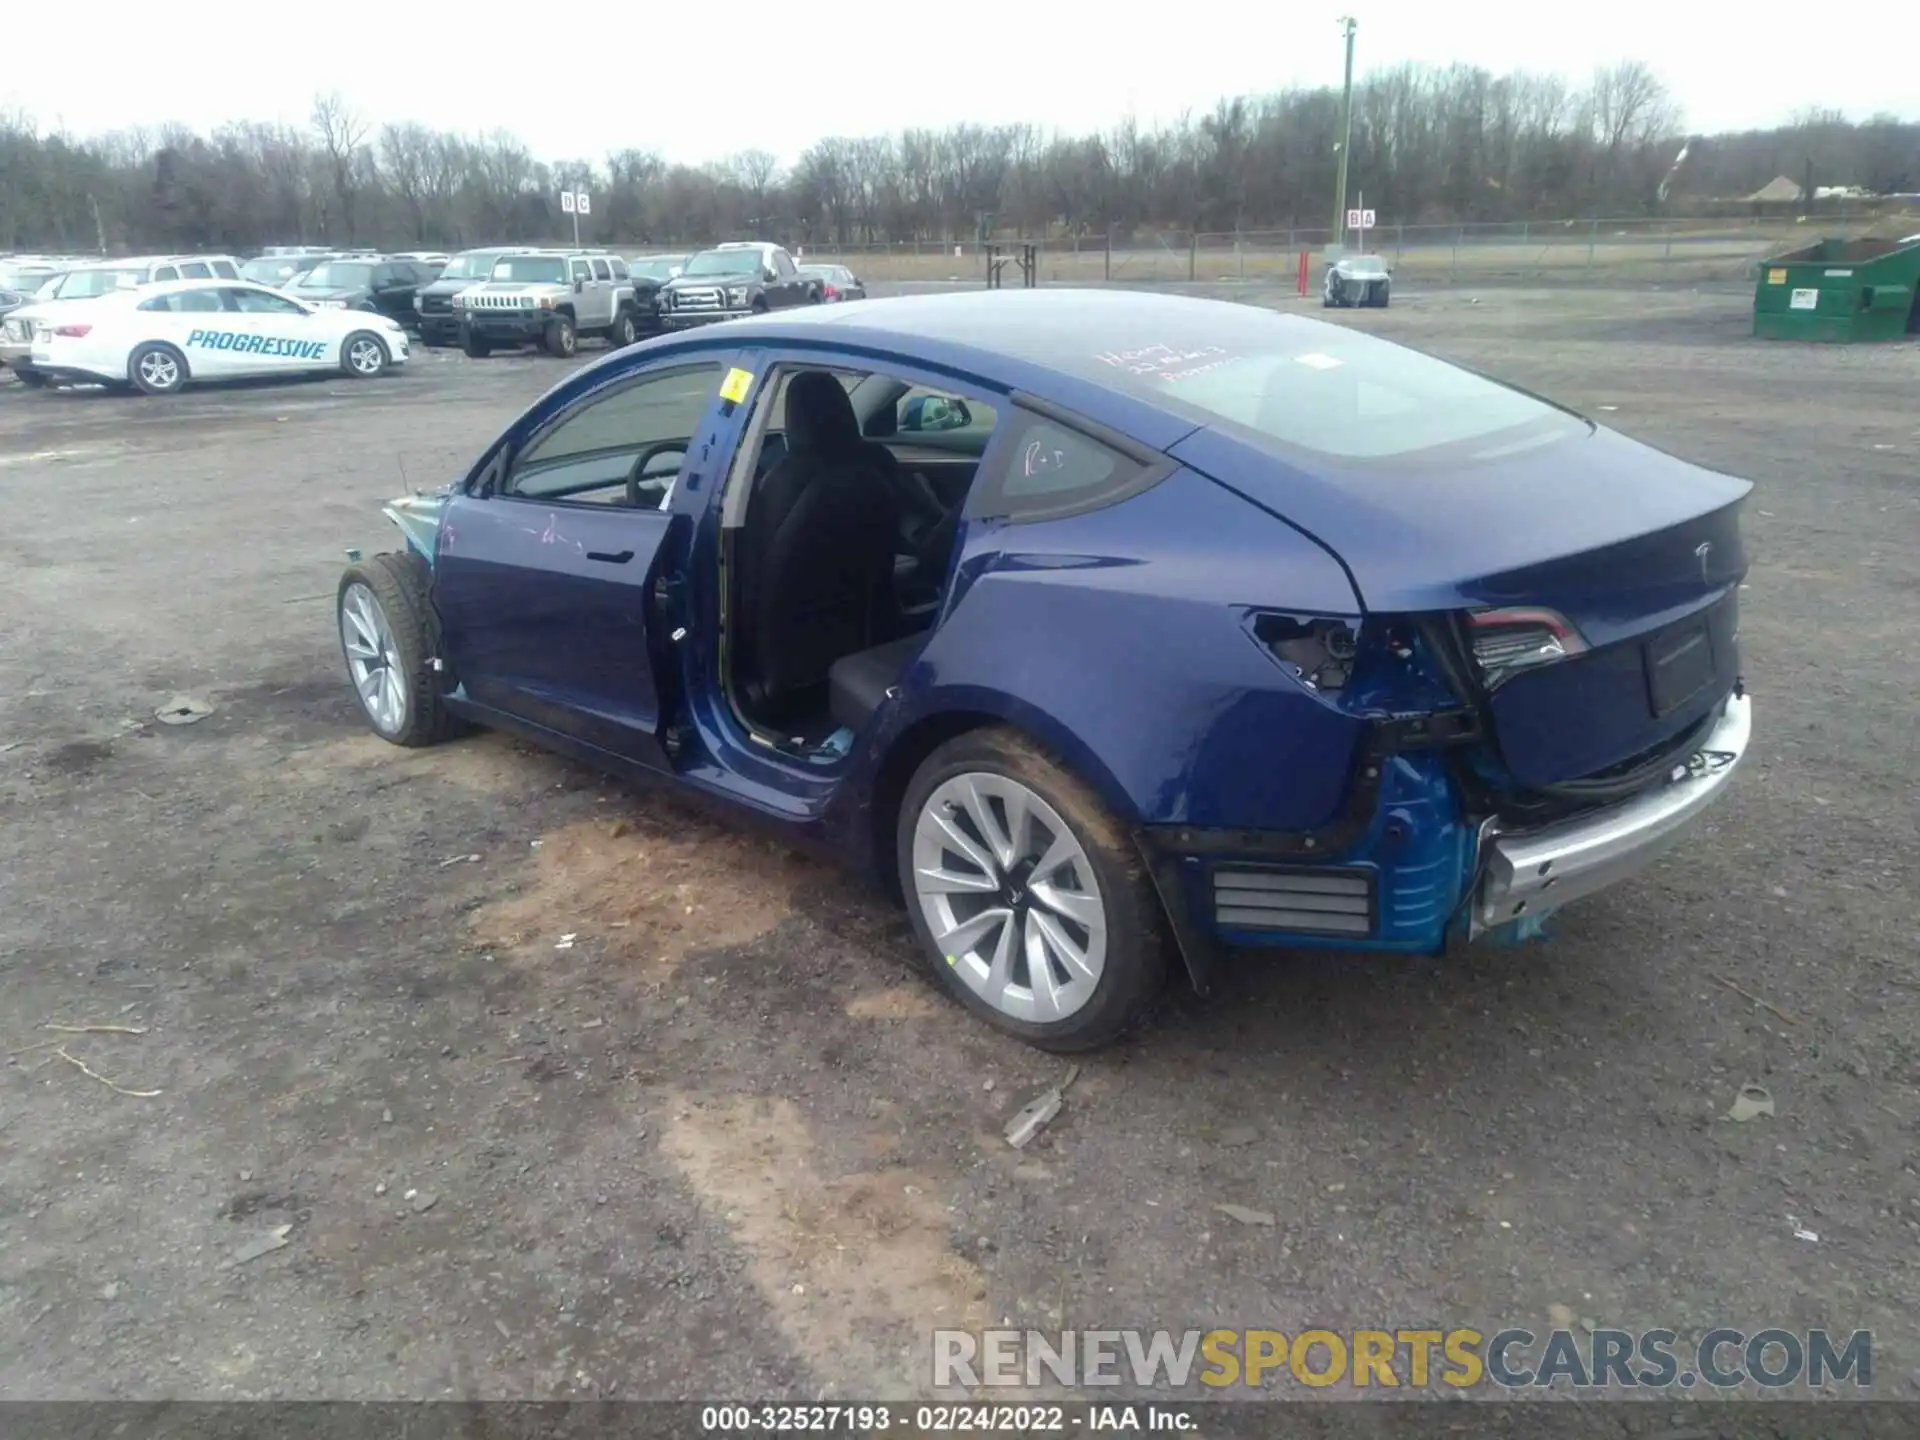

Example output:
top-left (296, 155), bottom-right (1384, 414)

top-left (2, 285), bottom-right (1917, 1405)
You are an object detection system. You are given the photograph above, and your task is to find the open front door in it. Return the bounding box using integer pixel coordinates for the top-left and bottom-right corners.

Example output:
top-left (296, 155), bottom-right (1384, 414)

top-left (433, 359), bottom-right (728, 770)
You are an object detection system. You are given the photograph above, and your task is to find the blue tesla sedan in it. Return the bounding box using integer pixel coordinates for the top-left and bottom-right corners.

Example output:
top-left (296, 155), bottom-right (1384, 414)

top-left (337, 289), bottom-right (1754, 1051)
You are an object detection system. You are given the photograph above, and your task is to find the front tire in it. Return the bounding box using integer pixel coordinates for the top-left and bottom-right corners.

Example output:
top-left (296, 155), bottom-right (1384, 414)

top-left (337, 551), bottom-right (457, 748)
top-left (461, 330), bottom-right (491, 358)
top-left (542, 313), bottom-right (578, 357)
top-left (342, 331), bottom-right (389, 378)
top-left (128, 343), bottom-right (188, 395)
top-left (898, 727), bottom-right (1168, 1052)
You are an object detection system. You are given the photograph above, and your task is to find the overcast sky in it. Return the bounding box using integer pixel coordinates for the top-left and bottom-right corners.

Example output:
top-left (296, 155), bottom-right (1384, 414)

top-left (12, 2), bottom-right (1911, 167)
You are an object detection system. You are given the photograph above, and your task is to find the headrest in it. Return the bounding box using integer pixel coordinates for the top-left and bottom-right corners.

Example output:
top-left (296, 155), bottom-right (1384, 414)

top-left (783, 371), bottom-right (860, 454)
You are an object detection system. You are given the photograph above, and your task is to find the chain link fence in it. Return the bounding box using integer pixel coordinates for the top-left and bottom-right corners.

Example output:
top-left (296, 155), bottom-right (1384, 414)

top-left (797, 213), bottom-right (1920, 289)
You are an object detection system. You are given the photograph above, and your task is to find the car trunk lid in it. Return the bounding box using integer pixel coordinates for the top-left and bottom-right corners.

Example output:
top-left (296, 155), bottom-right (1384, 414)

top-left (1174, 422), bottom-right (1752, 787)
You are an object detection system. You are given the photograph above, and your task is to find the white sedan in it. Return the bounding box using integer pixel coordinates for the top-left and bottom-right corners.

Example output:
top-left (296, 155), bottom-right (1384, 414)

top-left (17, 278), bottom-right (410, 395)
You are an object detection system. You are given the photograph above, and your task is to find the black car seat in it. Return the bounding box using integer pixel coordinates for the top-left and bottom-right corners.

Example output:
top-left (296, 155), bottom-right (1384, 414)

top-left (738, 371), bottom-right (902, 715)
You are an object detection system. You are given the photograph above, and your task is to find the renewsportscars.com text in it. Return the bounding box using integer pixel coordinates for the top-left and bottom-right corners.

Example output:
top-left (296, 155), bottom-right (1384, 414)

top-left (932, 1327), bottom-right (1872, 1390)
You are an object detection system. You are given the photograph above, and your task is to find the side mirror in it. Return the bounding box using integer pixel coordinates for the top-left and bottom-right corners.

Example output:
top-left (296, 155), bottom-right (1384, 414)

top-left (573, 278), bottom-right (586, 294)
top-left (763, 267), bottom-right (778, 283)
top-left (901, 396), bottom-right (970, 432)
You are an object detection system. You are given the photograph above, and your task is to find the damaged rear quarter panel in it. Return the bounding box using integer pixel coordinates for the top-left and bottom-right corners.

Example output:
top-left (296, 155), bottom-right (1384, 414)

top-left (900, 468), bottom-right (1368, 832)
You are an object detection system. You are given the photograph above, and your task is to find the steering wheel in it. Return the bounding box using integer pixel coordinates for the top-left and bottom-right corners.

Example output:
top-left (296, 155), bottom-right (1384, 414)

top-left (625, 441), bottom-right (688, 508)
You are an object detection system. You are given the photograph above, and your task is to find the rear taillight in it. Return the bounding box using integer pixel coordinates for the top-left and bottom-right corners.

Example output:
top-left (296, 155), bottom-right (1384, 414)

top-left (1468, 606), bottom-right (1588, 687)
top-left (51, 323), bottom-right (91, 338)
top-left (823, 284), bottom-right (838, 299)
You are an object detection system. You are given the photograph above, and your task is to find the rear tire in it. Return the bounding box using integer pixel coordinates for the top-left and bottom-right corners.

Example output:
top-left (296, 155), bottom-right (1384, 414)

top-left (342, 331), bottom-right (389, 378)
top-left (336, 551), bottom-right (458, 748)
top-left (12, 366), bottom-right (49, 389)
top-left (128, 343), bottom-right (188, 396)
top-left (542, 314), bottom-right (578, 357)
top-left (897, 727), bottom-right (1167, 1052)
top-left (609, 309), bottom-right (637, 349)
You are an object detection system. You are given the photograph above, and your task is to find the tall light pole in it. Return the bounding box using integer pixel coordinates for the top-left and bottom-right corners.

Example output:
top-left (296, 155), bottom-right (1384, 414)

top-left (1332, 15), bottom-right (1358, 252)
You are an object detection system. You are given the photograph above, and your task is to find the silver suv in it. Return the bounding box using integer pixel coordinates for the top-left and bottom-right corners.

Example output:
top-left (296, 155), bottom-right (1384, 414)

top-left (452, 250), bottom-right (642, 358)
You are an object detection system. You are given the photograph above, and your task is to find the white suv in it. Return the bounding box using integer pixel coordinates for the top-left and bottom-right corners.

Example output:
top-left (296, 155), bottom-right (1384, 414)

top-left (3, 254), bottom-right (243, 375)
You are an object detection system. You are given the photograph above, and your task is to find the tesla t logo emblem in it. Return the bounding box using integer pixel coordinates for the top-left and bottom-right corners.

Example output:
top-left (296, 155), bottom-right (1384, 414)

top-left (1695, 540), bottom-right (1713, 581)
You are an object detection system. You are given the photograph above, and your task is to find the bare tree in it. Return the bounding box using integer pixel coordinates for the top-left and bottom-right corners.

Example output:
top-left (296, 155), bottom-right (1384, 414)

top-left (311, 92), bottom-right (368, 242)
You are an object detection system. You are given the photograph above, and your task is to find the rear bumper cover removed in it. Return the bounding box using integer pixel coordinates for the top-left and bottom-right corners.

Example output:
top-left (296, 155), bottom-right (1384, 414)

top-left (1472, 691), bottom-right (1753, 933)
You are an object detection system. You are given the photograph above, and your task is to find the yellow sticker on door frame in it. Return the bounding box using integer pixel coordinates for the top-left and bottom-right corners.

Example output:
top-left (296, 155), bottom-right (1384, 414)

top-left (1767, 268), bottom-right (1787, 285)
top-left (719, 367), bottom-right (754, 404)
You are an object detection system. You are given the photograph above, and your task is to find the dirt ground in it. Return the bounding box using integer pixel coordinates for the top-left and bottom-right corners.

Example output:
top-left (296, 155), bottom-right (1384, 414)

top-left (1, 285), bottom-right (1917, 1405)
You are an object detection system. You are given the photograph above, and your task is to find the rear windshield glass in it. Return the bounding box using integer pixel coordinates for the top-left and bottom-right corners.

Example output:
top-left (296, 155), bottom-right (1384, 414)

top-left (294, 263), bottom-right (373, 289)
top-left (491, 256), bottom-right (567, 284)
top-left (1341, 256), bottom-right (1388, 275)
top-left (240, 258), bottom-right (301, 283)
top-left (55, 268), bottom-right (147, 298)
top-left (1108, 324), bottom-right (1579, 462)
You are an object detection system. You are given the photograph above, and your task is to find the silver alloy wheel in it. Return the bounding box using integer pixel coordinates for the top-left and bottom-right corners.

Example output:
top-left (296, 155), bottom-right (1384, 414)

top-left (911, 772), bottom-right (1107, 1023)
top-left (340, 583), bottom-right (407, 735)
top-left (347, 337), bottom-right (385, 375)
top-left (138, 349), bottom-right (180, 390)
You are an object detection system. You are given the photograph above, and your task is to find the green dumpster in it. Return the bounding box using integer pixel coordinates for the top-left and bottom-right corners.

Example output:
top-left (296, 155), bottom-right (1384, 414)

top-left (1753, 236), bottom-right (1920, 342)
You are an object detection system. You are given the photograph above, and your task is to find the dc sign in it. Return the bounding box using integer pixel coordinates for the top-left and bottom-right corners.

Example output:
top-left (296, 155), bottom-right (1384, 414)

top-left (559, 191), bottom-right (591, 215)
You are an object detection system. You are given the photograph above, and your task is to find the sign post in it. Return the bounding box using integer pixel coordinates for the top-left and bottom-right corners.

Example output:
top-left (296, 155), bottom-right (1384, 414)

top-left (559, 190), bottom-right (590, 246)
top-left (1345, 195), bottom-right (1376, 253)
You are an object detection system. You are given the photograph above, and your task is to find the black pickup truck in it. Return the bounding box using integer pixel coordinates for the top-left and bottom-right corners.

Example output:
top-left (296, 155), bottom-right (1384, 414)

top-left (656, 242), bottom-right (819, 329)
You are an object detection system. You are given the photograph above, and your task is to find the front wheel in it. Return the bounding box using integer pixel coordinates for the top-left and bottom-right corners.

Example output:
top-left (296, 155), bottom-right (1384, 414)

top-left (461, 330), bottom-right (491, 358)
top-left (337, 552), bottom-right (457, 747)
top-left (542, 314), bottom-right (577, 357)
top-left (898, 727), bottom-right (1168, 1052)
top-left (342, 331), bottom-right (389, 378)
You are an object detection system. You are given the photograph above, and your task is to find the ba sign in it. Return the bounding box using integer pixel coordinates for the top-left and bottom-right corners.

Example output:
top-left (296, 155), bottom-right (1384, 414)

top-left (1347, 208), bottom-right (1376, 229)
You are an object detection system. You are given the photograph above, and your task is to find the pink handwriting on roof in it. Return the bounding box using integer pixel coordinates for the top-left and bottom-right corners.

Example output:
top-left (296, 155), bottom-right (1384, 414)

top-left (1094, 344), bottom-right (1229, 378)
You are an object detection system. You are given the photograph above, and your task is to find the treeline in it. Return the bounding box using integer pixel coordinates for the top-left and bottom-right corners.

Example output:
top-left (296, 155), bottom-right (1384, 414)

top-left (2, 67), bottom-right (1916, 255)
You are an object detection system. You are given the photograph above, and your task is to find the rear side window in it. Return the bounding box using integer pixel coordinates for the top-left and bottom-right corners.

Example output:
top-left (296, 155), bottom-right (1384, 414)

top-left (179, 262), bottom-right (212, 279)
top-left (965, 406), bottom-right (1169, 523)
top-left (590, 259), bottom-right (612, 281)
top-left (609, 258), bottom-right (628, 280)
top-left (211, 260), bottom-right (239, 278)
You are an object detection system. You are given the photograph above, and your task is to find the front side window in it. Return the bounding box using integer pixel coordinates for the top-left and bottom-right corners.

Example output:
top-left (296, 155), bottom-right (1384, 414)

top-left (154, 288), bottom-right (226, 314)
top-left (506, 362), bottom-right (726, 505)
top-left (772, 250), bottom-right (796, 278)
top-left (570, 260), bottom-right (591, 283)
top-left (228, 288), bottom-right (305, 315)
